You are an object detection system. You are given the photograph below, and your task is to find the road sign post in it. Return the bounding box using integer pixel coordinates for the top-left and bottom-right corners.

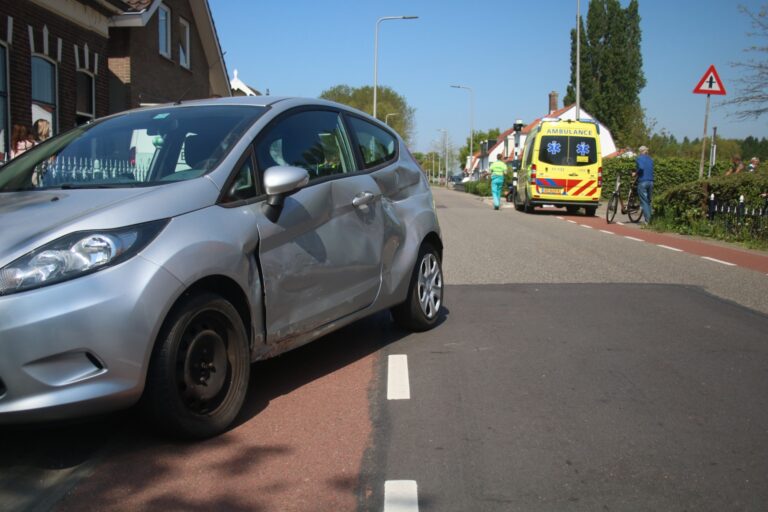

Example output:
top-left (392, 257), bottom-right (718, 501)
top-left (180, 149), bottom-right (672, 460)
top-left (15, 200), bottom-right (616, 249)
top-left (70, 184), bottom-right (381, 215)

top-left (693, 65), bottom-right (726, 179)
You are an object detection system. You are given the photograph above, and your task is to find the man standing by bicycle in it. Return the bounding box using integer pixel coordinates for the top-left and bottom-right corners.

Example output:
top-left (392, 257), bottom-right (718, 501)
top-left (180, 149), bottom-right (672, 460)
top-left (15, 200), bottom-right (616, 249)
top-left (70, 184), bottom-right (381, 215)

top-left (634, 145), bottom-right (655, 223)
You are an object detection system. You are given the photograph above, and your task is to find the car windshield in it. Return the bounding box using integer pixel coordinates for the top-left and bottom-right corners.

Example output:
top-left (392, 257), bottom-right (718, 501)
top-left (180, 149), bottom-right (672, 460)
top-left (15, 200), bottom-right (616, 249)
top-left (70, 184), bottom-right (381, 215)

top-left (538, 136), bottom-right (598, 166)
top-left (0, 105), bottom-right (266, 191)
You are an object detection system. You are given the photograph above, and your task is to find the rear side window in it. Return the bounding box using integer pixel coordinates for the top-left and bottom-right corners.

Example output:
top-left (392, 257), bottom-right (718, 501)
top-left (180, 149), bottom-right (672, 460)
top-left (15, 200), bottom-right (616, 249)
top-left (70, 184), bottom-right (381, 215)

top-left (538, 136), bottom-right (597, 166)
top-left (347, 117), bottom-right (397, 169)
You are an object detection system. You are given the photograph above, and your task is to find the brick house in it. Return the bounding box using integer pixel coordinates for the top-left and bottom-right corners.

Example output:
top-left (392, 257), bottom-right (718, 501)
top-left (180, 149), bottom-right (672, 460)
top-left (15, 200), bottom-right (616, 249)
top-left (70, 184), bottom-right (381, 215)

top-left (0, 0), bottom-right (229, 161)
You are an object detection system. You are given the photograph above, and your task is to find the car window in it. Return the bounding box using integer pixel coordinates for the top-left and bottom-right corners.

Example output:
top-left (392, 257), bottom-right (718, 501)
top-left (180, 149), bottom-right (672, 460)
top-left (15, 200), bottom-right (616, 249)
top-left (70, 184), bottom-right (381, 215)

top-left (0, 105), bottom-right (265, 191)
top-left (538, 136), bottom-right (598, 166)
top-left (347, 117), bottom-right (397, 169)
top-left (220, 154), bottom-right (257, 204)
top-left (255, 110), bottom-right (354, 181)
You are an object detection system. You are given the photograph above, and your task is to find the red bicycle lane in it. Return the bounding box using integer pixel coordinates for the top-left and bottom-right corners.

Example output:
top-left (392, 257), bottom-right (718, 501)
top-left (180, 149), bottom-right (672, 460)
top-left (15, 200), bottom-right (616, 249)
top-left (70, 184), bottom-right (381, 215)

top-left (557, 214), bottom-right (768, 275)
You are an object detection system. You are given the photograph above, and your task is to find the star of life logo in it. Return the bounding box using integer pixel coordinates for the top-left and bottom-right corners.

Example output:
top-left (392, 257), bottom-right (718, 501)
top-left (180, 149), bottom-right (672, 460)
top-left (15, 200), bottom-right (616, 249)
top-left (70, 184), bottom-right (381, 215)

top-left (576, 142), bottom-right (590, 156)
top-left (546, 141), bottom-right (562, 155)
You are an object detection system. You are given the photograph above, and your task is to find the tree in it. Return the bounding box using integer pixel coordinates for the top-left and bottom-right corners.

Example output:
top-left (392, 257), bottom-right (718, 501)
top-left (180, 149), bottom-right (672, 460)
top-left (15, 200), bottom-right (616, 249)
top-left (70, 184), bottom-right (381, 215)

top-left (722, 4), bottom-right (768, 119)
top-left (564, 0), bottom-right (646, 147)
top-left (319, 85), bottom-right (416, 146)
top-left (458, 128), bottom-right (500, 170)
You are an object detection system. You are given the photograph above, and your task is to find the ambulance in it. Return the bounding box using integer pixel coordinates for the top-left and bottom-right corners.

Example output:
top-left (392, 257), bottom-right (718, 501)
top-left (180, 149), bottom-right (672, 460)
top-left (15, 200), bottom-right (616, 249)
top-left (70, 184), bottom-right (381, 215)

top-left (513, 118), bottom-right (602, 215)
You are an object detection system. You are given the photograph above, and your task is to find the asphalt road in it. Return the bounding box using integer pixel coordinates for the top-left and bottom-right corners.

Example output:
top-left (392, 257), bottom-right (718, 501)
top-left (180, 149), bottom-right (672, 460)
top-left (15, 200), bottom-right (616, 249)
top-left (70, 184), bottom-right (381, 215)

top-left (1, 187), bottom-right (767, 511)
top-left (363, 283), bottom-right (768, 511)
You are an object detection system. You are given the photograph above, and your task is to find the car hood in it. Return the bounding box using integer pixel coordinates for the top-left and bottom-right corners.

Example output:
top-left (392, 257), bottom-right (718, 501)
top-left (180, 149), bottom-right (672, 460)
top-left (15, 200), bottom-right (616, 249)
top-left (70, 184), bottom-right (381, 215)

top-left (0, 178), bottom-right (220, 266)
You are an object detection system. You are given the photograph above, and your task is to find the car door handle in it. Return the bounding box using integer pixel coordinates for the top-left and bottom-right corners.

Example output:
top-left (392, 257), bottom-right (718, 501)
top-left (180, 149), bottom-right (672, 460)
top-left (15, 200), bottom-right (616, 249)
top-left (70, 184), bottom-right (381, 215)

top-left (352, 191), bottom-right (375, 208)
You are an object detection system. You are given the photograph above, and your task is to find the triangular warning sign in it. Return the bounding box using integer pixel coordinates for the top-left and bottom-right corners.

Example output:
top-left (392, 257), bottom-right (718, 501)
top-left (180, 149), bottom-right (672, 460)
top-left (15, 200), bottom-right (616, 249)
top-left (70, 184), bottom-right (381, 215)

top-left (693, 65), bottom-right (726, 95)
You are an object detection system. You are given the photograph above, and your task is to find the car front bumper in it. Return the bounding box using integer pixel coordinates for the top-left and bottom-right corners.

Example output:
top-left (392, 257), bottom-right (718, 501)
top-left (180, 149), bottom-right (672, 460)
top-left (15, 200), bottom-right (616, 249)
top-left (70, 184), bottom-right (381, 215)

top-left (0, 256), bottom-right (183, 423)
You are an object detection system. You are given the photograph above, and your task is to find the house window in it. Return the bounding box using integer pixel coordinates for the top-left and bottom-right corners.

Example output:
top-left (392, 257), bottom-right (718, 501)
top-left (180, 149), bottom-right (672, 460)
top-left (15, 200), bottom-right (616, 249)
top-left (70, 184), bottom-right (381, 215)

top-left (31, 55), bottom-right (56, 135)
top-left (76, 71), bottom-right (95, 125)
top-left (0, 44), bottom-right (8, 160)
top-left (158, 4), bottom-right (171, 58)
top-left (179, 18), bottom-right (190, 69)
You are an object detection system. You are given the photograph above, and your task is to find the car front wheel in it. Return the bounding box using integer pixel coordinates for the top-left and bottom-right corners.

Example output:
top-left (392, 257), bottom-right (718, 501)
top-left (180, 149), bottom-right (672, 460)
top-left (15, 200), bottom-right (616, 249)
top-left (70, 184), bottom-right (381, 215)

top-left (392, 244), bottom-right (443, 332)
top-left (144, 292), bottom-right (250, 439)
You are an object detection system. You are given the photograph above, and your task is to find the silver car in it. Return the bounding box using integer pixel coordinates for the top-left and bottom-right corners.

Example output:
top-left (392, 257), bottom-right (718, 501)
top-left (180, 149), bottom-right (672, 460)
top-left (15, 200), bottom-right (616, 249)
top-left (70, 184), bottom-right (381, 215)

top-left (0, 97), bottom-right (443, 438)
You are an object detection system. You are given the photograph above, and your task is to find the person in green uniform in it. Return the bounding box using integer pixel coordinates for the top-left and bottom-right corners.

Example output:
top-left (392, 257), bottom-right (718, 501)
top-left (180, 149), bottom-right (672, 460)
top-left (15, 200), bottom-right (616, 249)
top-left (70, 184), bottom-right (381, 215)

top-left (489, 153), bottom-right (507, 210)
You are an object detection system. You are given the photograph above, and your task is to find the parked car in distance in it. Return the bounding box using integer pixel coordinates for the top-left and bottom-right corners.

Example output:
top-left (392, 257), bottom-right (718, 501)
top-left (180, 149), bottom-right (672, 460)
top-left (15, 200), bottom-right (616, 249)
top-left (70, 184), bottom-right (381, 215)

top-left (0, 97), bottom-right (444, 438)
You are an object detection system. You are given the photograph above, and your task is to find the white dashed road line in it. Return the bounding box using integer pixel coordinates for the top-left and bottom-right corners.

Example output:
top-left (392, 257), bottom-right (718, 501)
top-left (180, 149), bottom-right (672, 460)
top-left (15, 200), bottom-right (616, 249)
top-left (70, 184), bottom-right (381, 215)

top-left (701, 256), bottom-right (736, 266)
top-left (560, 218), bottom-right (753, 271)
top-left (384, 481), bottom-right (419, 512)
top-left (387, 355), bottom-right (411, 400)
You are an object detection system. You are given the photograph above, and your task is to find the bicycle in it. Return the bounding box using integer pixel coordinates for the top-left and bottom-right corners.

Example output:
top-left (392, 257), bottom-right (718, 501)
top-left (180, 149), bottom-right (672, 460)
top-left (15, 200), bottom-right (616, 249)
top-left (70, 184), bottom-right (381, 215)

top-left (606, 172), bottom-right (642, 223)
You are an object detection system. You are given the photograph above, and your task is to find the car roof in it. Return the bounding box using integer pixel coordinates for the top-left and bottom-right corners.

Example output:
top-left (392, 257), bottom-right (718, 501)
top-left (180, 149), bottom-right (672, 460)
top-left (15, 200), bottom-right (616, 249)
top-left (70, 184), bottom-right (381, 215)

top-left (110, 96), bottom-right (383, 130)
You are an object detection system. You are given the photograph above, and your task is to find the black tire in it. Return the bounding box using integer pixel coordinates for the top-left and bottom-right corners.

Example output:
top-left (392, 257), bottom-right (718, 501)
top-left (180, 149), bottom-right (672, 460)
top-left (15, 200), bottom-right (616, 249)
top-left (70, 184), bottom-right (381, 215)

top-left (565, 205), bottom-right (579, 215)
top-left (606, 194), bottom-right (619, 223)
top-left (144, 292), bottom-right (250, 439)
top-left (585, 206), bottom-right (597, 217)
top-left (627, 189), bottom-right (642, 223)
top-left (513, 189), bottom-right (524, 212)
top-left (391, 244), bottom-right (443, 332)
top-left (523, 193), bottom-right (534, 214)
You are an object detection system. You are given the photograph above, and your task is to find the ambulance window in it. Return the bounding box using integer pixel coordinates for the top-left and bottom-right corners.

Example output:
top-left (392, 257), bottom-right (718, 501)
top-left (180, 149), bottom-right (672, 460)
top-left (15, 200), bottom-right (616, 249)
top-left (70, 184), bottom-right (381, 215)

top-left (539, 136), bottom-right (597, 166)
top-left (524, 135), bottom-right (535, 167)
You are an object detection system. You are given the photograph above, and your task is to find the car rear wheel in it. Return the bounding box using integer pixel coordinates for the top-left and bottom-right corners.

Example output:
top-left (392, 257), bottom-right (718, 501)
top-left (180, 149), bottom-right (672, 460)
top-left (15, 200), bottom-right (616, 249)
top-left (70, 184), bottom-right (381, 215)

top-left (392, 244), bottom-right (443, 332)
top-left (513, 189), bottom-right (524, 212)
top-left (145, 292), bottom-right (250, 439)
top-left (585, 206), bottom-right (597, 216)
top-left (523, 194), bottom-right (534, 214)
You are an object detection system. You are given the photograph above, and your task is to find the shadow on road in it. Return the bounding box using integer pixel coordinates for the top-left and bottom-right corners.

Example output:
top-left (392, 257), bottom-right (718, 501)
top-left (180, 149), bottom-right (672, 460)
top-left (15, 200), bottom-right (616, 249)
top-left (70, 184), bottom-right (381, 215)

top-left (0, 307), bottom-right (450, 512)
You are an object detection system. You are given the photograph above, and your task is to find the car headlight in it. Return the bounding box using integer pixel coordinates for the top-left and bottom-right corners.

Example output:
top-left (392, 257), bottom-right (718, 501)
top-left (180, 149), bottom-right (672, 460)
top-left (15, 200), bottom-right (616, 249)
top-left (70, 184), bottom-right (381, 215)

top-left (0, 220), bottom-right (168, 296)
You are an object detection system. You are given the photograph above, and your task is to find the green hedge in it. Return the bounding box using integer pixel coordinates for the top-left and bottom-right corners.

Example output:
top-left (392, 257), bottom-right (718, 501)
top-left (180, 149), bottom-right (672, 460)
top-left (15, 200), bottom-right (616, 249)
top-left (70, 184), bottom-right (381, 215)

top-left (463, 157), bottom-right (740, 205)
top-left (463, 172), bottom-right (515, 197)
top-left (653, 171), bottom-right (768, 248)
top-left (601, 157), bottom-right (717, 199)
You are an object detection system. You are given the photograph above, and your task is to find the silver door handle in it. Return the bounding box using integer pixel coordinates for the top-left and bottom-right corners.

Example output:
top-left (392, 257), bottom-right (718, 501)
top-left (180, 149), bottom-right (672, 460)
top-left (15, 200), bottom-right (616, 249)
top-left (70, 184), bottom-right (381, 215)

top-left (352, 192), bottom-right (375, 208)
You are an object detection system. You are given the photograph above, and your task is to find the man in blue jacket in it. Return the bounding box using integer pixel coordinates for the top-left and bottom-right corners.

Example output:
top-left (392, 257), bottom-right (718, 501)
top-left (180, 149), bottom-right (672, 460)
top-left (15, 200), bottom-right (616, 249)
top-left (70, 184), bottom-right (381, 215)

top-left (634, 146), bottom-right (654, 223)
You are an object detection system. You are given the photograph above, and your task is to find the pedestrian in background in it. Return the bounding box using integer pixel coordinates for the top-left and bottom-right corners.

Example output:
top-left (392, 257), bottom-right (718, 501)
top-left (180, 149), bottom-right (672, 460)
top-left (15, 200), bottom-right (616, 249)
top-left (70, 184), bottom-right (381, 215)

top-left (489, 153), bottom-right (507, 210)
top-left (725, 155), bottom-right (744, 175)
top-left (10, 124), bottom-right (35, 159)
top-left (33, 119), bottom-right (51, 143)
top-left (633, 145), bottom-right (654, 224)
top-left (747, 156), bottom-right (760, 173)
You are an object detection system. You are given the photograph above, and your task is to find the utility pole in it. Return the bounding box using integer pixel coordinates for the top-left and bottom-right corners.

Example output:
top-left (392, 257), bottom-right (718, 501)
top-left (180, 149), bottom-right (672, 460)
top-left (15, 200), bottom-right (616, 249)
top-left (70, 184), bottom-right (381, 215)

top-left (576, 0), bottom-right (581, 120)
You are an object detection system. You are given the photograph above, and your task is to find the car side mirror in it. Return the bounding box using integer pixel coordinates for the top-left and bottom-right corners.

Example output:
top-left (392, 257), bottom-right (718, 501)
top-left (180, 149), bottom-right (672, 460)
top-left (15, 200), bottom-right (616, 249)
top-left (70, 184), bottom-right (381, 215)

top-left (263, 165), bottom-right (309, 207)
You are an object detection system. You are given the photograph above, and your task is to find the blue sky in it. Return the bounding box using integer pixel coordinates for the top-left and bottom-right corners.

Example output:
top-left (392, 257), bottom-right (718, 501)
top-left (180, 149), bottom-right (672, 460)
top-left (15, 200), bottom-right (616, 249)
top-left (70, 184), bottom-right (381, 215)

top-left (210, 0), bottom-right (766, 153)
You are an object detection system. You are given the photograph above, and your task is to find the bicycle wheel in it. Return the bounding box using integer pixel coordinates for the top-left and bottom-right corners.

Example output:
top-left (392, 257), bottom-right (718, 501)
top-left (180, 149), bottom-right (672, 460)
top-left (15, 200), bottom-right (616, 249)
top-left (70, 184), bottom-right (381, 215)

top-left (627, 188), bottom-right (642, 223)
top-left (606, 194), bottom-right (619, 223)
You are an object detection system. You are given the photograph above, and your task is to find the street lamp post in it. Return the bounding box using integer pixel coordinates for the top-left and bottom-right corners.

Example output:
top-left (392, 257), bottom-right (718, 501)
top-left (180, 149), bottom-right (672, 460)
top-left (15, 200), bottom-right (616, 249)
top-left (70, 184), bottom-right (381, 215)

top-left (437, 128), bottom-right (447, 186)
top-left (374, 15), bottom-right (418, 120)
top-left (385, 112), bottom-right (399, 125)
top-left (450, 84), bottom-right (474, 177)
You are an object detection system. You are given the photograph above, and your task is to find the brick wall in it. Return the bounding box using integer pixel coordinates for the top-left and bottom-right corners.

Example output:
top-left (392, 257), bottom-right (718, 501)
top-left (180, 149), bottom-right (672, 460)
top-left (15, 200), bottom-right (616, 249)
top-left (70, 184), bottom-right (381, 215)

top-left (0, 0), bottom-right (109, 138)
top-left (123, 0), bottom-right (210, 109)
